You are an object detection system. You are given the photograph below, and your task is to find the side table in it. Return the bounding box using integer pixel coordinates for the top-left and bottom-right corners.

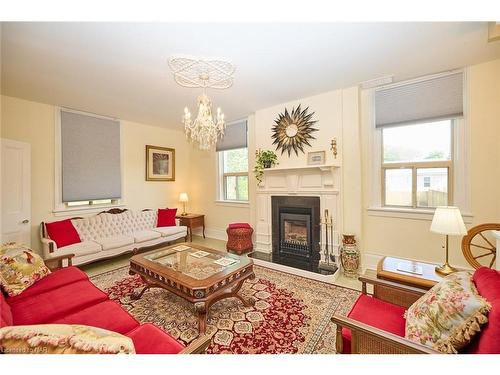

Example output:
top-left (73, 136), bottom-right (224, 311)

top-left (376, 256), bottom-right (444, 290)
top-left (176, 214), bottom-right (205, 242)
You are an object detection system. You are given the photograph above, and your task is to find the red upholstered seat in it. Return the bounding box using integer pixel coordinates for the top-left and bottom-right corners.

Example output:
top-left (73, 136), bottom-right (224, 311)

top-left (342, 294), bottom-right (406, 353)
top-left (1, 292), bottom-right (13, 327)
top-left (126, 323), bottom-right (185, 354)
top-left (52, 300), bottom-right (140, 334)
top-left (9, 280), bottom-right (108, 325)
top-left (226, 223), bottom-right (254, 255)
top-left (466, 267), bottom-right (500, 354)
top-left (6, 266), bottom-right (88, 304)
top-left (228, 223), bottom-right (252, 230)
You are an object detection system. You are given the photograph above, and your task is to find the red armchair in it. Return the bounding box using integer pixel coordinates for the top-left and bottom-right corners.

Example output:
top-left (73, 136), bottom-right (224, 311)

top-left (331, 267), bottom-right (500, 354)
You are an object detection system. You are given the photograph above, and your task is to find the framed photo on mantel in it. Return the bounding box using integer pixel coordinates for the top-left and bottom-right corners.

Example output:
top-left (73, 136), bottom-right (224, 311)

top-left (146, 145), bottom-right (175, 181)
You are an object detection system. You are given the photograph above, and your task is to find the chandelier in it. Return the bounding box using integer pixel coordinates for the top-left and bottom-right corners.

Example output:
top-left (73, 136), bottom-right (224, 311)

top-left (168, 56), bottom-right (235, 150)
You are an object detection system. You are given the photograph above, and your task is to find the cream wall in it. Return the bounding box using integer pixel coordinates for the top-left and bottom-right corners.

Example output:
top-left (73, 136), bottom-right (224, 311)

top-left (253, 90), bottom-right (343, 169)
top-left (361, 59), bottom-right (500, 269)
top-left (1, 95), bottom-right (191, 253)
top-left (188, 132), bottom-right (251, 239)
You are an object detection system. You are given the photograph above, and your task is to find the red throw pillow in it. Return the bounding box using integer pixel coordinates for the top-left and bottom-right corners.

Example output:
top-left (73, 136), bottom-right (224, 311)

top-left (157, 208), bottom-right (177, 227)
top-left (45, 219), bottom-right (81, 249)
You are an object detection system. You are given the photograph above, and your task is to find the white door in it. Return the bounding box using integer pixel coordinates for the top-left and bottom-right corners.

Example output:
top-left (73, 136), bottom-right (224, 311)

top-left (1, 139), bottom-right (31, 245)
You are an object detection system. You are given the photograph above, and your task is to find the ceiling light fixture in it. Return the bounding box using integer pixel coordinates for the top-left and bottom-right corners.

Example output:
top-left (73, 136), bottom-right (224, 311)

top-left (168, 56), bottom-right (235, 150)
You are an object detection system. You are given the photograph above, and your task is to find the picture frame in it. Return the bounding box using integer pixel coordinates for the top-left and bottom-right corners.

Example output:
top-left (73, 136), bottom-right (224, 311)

top-left (307, 151), bottom-right (325, 165)
top-left (146, 145), bottom-right (175, 181)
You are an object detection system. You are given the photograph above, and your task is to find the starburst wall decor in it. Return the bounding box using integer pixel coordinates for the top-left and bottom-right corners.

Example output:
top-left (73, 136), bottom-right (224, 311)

top-left (271, 105), bottom-right (318, 156)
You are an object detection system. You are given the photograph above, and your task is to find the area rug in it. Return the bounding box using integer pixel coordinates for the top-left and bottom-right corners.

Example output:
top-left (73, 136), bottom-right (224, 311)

top-left (90, 265), bottom-right (360, 354)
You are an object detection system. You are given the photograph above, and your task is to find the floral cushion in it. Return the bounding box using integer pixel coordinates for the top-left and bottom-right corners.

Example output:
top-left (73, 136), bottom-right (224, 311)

top-left (405, 271), bottom-right (491, 353)
top-left (0, 324), bottom-right (135, 354)
top-left (0, 242), bottom-right (51, 297)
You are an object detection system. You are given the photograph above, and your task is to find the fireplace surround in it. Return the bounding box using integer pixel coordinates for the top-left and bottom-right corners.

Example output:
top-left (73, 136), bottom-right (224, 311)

top-left (271, 196), bottom-right (321, 273)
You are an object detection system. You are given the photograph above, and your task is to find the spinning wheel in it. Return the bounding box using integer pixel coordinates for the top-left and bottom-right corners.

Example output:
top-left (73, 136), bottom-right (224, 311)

top-left (461, 223), bottom-right (500, 269)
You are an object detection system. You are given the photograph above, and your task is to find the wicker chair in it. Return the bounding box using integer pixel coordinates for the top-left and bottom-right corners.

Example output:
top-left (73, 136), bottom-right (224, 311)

top-left (331, 271), bottom-right (440, 354)
top-left (331, 268), bottom-right (500, 354)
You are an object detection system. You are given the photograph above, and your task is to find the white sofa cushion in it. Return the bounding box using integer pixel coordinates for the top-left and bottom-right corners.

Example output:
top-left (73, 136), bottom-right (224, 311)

top-left (133, 230), bottom-right (161, 243)
top-left (52, 240), bottom-right (102, 258)
top-left (96, 235), bottom-right (135, 251)
top-left (153, 226), bottom-right (187, 237)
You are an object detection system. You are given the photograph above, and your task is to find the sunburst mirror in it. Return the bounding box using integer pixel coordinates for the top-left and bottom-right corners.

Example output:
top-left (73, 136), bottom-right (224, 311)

top-left (272, 105), bottom-right (318, 156)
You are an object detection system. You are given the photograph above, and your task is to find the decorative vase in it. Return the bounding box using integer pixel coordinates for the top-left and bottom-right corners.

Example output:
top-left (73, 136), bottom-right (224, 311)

top-left (340, 234), bottom-right (360, 278)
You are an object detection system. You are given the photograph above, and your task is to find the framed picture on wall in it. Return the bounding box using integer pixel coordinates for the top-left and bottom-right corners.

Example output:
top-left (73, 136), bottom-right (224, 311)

top-left (307, 151), bottom-right (325, 165)
top-left (146, 145), bottom-right (175, 181)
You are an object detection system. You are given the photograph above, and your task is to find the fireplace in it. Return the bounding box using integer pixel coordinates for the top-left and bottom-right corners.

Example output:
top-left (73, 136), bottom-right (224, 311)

top-left (271, 196), bottom-right (321, 272)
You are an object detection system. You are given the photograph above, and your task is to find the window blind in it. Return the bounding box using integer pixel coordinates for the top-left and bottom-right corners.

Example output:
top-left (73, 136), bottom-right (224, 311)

top-left (216, 119), bottom-right (248, 152)
top-left (61, 110), bottom-right (121, 202)
top-left (375, 72), bottom-right (463, 128)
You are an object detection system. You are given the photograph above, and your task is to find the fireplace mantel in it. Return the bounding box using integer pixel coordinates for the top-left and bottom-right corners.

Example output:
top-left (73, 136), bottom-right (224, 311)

top-left (262, 163), bottom-right (340, 173)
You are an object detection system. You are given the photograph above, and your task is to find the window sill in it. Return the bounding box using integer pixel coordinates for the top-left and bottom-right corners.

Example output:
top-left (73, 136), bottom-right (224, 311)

top-left (215, 200), bottom-right (250, 208)
top-left (367, 206), bottom-right (473, 223)
top-left (52, 204), bottom-right (126, 217)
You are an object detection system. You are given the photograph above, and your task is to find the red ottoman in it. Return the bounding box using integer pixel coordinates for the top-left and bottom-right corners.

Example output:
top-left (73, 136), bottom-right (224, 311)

top-left (226, 223), bottom-right (254, 255)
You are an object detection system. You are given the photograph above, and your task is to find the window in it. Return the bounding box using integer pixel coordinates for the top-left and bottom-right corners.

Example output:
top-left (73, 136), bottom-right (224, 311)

top-left (216, 119), bottom-right (248, 203)
top-left (54, 108), bottom-right (123, 213)
top-left (382, 120), bottom-right (452, 208)
top-left (219, 147), bottom-right (249, 201)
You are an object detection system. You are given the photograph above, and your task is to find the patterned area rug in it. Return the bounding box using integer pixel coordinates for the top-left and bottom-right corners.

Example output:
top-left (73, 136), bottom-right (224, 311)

top-left (90, 265), bottom-right (359, 354)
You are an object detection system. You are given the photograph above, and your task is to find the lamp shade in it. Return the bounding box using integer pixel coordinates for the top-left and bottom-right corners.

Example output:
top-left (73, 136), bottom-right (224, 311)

top-left (430, 206), bottom-right (467, 236)
top-left (179, 193), bottom-right (189, 203)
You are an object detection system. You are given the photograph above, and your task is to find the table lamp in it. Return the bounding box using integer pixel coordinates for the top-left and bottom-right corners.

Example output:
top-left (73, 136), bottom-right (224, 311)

top-left (430, 206), bottom-right (467, 275)
top-left (179, 193), bottom-right (189, 216)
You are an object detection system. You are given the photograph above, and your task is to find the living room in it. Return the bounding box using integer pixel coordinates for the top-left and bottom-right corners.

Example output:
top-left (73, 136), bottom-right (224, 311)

top-left (1, 1), bottom-right (500, 372)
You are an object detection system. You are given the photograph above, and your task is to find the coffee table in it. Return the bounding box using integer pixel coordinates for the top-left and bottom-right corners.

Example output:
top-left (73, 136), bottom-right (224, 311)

top-left (129, 243), bottom-right (255, 334)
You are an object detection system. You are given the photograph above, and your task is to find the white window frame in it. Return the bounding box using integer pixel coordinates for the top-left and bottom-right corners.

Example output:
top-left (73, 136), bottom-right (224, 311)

top-left (215, 148), bottom-right (249, 206)
top-left (381, 121), bottom-right (454, 209)
top-left (364, 69), bottom-right (472, 222)
top-left (53, 107), bottom-right (126, 216)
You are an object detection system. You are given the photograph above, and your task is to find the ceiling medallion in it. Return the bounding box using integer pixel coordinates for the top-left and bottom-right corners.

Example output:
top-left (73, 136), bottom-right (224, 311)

top-left (272, 105), bottom-right (318, 156)
top-left (168, 56), bottom-right (235, 150)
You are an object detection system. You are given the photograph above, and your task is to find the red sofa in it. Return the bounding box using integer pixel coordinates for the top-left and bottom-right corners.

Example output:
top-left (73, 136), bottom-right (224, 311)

top-left (333, 267), bottom-right (500, 354)
top-left (0, 265), bottom-right (210, 354)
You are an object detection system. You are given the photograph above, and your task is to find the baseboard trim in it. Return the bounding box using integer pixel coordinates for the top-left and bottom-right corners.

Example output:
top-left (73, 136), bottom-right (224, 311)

top-left (363, 252), bottom-right (384, 271)
top-left (192, 227), bottom-right (226, 241)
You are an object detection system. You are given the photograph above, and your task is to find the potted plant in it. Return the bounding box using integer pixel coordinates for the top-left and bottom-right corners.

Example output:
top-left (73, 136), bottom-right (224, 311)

top-left (253, 149), bottom-right (278, 185)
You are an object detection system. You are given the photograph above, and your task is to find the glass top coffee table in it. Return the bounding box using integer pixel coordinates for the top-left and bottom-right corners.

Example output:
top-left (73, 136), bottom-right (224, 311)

top-left (129, 243), bottom-right (255, 334)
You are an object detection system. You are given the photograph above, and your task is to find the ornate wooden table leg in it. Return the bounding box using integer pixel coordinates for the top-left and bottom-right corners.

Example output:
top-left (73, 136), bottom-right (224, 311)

top-left (131, 285), bottom-right (150, 300)
top-left (194, 302), bottom-right (208, 334)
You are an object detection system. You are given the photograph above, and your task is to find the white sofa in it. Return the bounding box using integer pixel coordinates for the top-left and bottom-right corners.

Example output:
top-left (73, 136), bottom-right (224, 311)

top-left (40, 209), bottom-right (188, 266)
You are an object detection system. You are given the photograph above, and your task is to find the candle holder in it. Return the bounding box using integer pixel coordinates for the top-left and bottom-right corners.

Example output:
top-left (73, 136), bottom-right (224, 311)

top-left (330, 138), bottom-right (338, 159)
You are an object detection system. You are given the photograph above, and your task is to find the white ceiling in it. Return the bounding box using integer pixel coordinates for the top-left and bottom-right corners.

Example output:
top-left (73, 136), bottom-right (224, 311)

top-left (2, 22), bottom-right (500, 128)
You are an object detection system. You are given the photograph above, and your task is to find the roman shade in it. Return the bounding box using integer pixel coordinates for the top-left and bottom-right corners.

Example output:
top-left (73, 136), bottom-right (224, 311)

top-left (375, 72), bottom-right (463, 128)
top-left (216, 119), bottom-right (248, 152)
top-left (61, 110), bottom-right (121, 202)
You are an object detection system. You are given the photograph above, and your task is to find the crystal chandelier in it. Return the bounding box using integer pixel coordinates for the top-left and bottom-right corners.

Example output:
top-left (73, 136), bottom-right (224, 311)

top-left (169, 56), bottom-right (235, 150)
top-left (182, 92), bottom-right (225, 150)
